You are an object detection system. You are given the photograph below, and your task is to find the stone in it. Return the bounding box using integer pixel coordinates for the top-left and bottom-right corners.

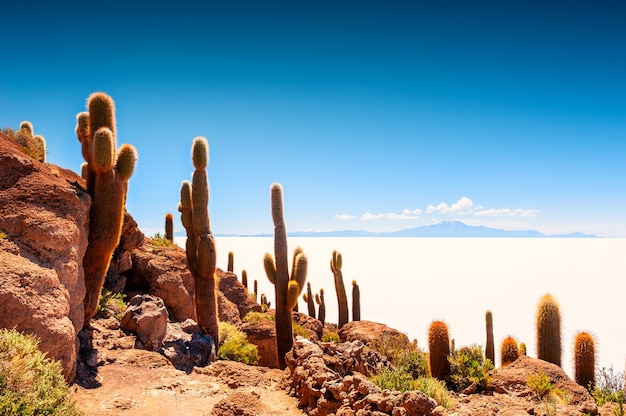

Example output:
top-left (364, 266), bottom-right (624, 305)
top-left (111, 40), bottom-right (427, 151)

top-left (339, 320), bottom-right (410, 347)
top-left (241, 317), bottom-right (279, 368)
top-left (121, 294), bottom-right (168, 351)
top-left (217, 270), bottom-right (262, 319)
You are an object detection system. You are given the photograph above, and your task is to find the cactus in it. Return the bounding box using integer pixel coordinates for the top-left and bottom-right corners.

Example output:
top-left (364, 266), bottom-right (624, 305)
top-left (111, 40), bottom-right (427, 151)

top-left (178, 137), bottom-right (218, 345)
top-left (165, 213), bottom-right (174, 242)
top-left (263, 183), bottom-right (307, 369)
top-left (519, 342), bottom-right (527, 356)
top-left (227, 251), bottom-right (234, 272)
top-left (536, 293), bottom-right (562, 366)
top-left (305, 282), bottom-right (316, 319)
top-left (242, 269), bottom-right (248, 290)
top-left (31, 135), bottom-right (46, 163)
top-left (330, 250), bottom-right (349, 328)
top-left (316, 289), bottom-right (326, 326)
top-left (19, 120), bottom-right (33, 136)
top-left (352, 280), bottom-right (360, 321)
top-left (450, 338), bottom-right (456, 357)
top-left (500, 336), bottom-right (520, 366)
top-left (260, 293), bottom-right (271, 310)
top-left (253, 280), bottom-right (258, 302)
top-left (485, 310), bottom-right (495, 365)
top-left (428, 320), bottom-right (451, 382)
top-left (79, 93), bottom-right (137, 326)
top-left (574, 331), bottom-right (595, 390)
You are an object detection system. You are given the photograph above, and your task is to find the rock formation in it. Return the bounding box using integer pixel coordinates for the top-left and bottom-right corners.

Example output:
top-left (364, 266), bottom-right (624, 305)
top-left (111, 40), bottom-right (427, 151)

top-left (0, 132), bottom-right (89, 381)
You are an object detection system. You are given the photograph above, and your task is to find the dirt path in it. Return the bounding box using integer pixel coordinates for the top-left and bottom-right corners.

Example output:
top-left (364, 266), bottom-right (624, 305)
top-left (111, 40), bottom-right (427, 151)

top-left (71, 320), bottom-right (305, 416)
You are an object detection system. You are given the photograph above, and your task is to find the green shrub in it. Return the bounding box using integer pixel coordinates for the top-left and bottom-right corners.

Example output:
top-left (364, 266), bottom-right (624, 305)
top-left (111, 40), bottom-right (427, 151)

top-left (527, 371), bottom-right (571, 415)
top-left (292, 322), bottom-right (312, 339)
top-left (217, 322), bottom-right (259, 365)
top-left (0, 329), bottom-right (84, 415)
top-left (242, 311), bottom-right (275, 323)
top-left (151, 232), bottom-right (175, 247)
top-left (321, 332), bottom-right (340, 343)
top-left (591, 366), bottom-right (625, 406)
top-left (97, 288), bottom-right (127, 320)
top-left (0, 231), bottom-right (6, 240)
top-left (370, 367), bottom-right (453, 409)
top-left (369, 333), bottom-right (415, 365)
top-left (449, 344), bottom-right (494, 392)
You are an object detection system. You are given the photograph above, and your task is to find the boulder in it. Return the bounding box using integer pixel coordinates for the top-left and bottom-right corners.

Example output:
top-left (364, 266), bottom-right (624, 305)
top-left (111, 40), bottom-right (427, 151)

top-left (160, 319), bottom-right (216, 371)
top-left (218, 291), bottom-right (242, 326)
top-left (241, 317), bottom-right (279, 368)
top-left (121, 294), bottom-right (169, 351)
top-left (292, 311), bottom-right (323, 340)
top-left (0, 133), bottom-right (90, 381)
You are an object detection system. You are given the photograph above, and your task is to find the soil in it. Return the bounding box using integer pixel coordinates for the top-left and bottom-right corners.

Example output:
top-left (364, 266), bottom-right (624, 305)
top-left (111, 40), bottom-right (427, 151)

top-left (70, 318), bottom-right (305, 416)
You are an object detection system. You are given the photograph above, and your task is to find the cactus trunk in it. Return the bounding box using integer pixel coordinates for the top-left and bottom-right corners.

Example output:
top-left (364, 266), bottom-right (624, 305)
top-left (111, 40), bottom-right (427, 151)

top-left (352, 280), bottom-right (360, 321)
top-left (485, 310), bottom-right (495, 365)
top-left (331, 250), bottom-right (348, 329)
top-left (165, 213), bottom-right (174, 242)
top-left (574, 332), bottom-right (595, 390)
top-left (500, 336), bottom-right (520, 366)
top-left (536, 293), bottom-right (562, 366)
top-left (428, 320), bottom-right (451, 382)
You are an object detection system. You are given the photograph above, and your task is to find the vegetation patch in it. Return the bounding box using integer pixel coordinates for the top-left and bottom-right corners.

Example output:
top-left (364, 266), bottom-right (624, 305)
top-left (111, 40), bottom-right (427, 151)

top-left (449, 344), bottom-right (494, 392)
top-left (321, 332), bottom-right (340, 343)
top-left (217, 322), bottom-right (259, 365)
top-left (97, 288), bottom-right (127, 320)
top-left (150, 232), bottom-right (175, 247)
top-left (591, 366), bottom-right (625, 409)
top-left (0, 328), bottom-right (84, 415)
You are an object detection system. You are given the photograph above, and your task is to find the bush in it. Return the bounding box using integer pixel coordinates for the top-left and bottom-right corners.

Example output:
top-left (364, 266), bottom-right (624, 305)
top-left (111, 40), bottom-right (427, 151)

top-left (0, 329), bottom-right (84, 415)
top-left (292, 322), bottom-right (312, 339)
top-left (369, 333), bottom-right (414, 364)
top-left (321, 332), bottom-right (340, 343)
top-left (97, 288), bottom-right (127, 320)
top-left (217, 322), bottom-right (259, 365)
top-left (242, 311), bottom-right (275, 323)
top-left (151, 232), bottom-right (175, 247)
top-left (449, 344), bottom-right (494, 392)
top-left (370, 367), bottom-right (453, 409)
top-left (591, 366), bottom-right (625, 406)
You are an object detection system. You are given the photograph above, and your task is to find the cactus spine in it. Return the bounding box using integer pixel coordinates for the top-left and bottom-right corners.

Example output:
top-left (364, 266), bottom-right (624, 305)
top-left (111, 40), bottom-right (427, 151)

top-left (79, 93), bottom-right (137, 326)
top-left (316, 289), bottom-right (326, 326)
top-left (500, 336), bottom-right (520, 366)
top-left (352, 280), bottom-right (360, 321)
top-left (536, 293), bottom-right (562, 366)
top-left (428, 320), bottom-right (451, 382)
top-left (263, 183), bottom-right (308, 369)
top-left (305, 282), bottom-right (316, 319)
top-left (165, 213), bottom-right (174, 242)
top-left (178, 137), bottom-right (218, 345)
top-left (574, 331), bottom-right (595, 390)
top-left (227, 251), bottom-right (234, 272)
top-left (330, 250), bottom-right (349, 329)
top-left (485, 310), bottom-right (495, 365)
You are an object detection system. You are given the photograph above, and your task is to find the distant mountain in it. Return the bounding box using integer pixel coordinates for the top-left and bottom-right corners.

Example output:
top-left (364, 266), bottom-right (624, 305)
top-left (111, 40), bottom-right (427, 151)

top-left (250, 220), bottom-right (599, 238)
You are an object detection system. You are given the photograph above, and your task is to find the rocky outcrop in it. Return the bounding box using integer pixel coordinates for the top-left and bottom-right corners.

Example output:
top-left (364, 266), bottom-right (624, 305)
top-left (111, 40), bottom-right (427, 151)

top-left (339, 320), bottom-right (410, 346)
top-left (0, 133), bottom-right (90, 381)
top-left (241, 317), bottom-right (279, 368)
top-left (217, 270), bottom-right (262, 319)
top-left (285, 338), bottom-right (438, 416)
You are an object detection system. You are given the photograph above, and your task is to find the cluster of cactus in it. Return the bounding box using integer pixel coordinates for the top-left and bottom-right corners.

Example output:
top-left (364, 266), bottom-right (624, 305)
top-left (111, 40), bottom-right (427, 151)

top-left (16, 120), bottom-right (46, 163)
top-left (536, 293), bottom-right (562, 366)
top-left (485, 310), bottom-right (495, 364)
top-left (574, 331), bottom-right (595, 390)
top-left (260, 293), bottom-right (271, 310)
top-left (77, 93), bottom-right (137, 325)
top-left (263, 183), bottom-right (308, 369)
top-left (164, 213), bottom-right (174, 242)
top-left (428, 320), bottom-right (451, 382)
top-left (178, 137), bottom-right (219, 345)
top-left (500, 336), bottom-right (520, 366)
top-left (330, 250), bottom-right (349, 329)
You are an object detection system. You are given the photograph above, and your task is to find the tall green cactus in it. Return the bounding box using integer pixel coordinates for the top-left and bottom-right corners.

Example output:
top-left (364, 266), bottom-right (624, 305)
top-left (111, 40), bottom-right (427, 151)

top-left (428, 320), bottom-right (451, 382)
top-left (352, 280), bottom-right (360, 321)
top-left (500, 336), bottom-right (520, 366)
top-left (316, 289), bottom-right (326, 326)
top-left (165, 213), bottom-right (174, 242)
top-left (227, 251), bottom-right (234, 272)
top-left (178, 137), bottom-right (219, 345)
top-left (253, 280), bottom-right (258, 302)
top-left (79, 93), bottom-right (137, 326)
top-left (241, 269), bottom-right (248, 290)
top-left (263, 183), bottom-right (307, 369)
top-left (574, 331), bottom-right (595, 390)
top-left (485, 310), bottom-right (495, 365)
top-left (304, 282), bottom-right (316, 319)
top-left (330, 250), bottom-right (348, 328)
top-left (536, 293), bottom-right (562, 366)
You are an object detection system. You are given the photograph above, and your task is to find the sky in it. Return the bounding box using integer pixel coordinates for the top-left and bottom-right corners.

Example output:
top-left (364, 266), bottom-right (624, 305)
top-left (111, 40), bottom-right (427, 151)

top-left (1, 1), bottom-right (625, 237)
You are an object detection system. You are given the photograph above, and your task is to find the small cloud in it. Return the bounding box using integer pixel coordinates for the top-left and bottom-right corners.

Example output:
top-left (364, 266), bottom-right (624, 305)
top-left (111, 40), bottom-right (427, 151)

top-left (450, 197), bottom-right (474, 215)
top-left (426, 202), bottom-right (450, 214)
top-left (335, 214), bottom-right (356, 220)
top-left (403, 208), bottom-right (422, 216)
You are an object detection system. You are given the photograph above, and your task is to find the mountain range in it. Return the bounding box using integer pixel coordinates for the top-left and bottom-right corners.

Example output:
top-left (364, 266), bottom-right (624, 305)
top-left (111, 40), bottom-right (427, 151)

top-left (236, 220), bottom-right (599, 238)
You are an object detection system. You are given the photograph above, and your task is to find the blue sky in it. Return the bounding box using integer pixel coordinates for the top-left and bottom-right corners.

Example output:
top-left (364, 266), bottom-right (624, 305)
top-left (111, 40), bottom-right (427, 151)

top-left (2, 1), bottom-right (625, 237)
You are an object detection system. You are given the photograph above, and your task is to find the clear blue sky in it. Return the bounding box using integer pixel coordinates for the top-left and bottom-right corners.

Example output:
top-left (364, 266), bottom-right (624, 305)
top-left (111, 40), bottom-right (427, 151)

top-left (2, 1), bottom-right (625, 237)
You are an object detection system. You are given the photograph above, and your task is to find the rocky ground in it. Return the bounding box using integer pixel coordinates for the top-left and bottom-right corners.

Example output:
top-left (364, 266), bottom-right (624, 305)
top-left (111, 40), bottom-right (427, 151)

top-left (70, 317), bottom-right (305, 416)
